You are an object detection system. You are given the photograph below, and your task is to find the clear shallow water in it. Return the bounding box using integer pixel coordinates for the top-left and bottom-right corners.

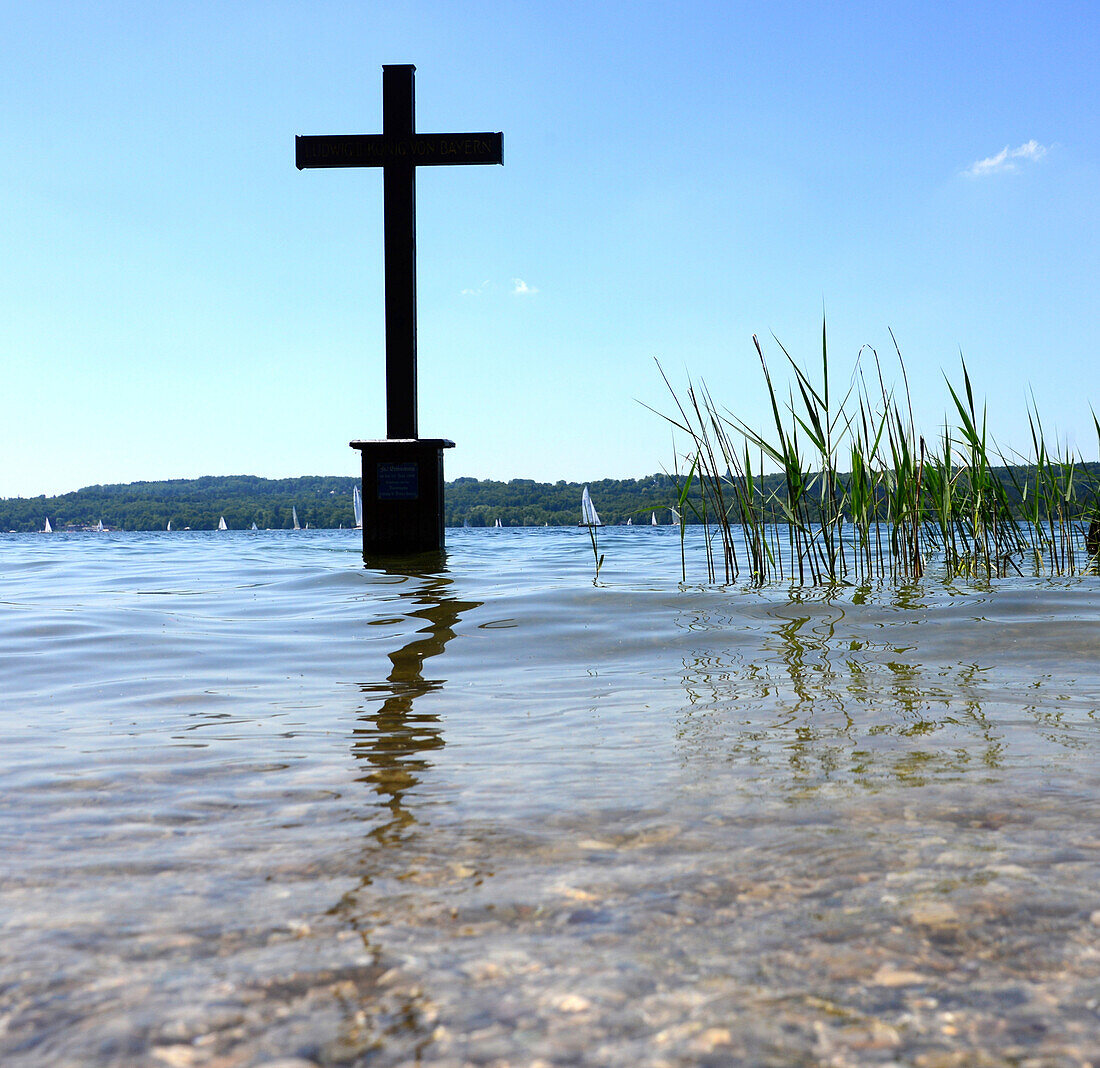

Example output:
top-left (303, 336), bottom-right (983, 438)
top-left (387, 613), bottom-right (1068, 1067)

top-left (2, 527), bottom-right (1100, 1066)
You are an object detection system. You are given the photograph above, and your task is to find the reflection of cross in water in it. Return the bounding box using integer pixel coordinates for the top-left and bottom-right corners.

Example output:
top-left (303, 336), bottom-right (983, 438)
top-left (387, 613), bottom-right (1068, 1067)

top-left (352, 566), bottom-right (481, 845)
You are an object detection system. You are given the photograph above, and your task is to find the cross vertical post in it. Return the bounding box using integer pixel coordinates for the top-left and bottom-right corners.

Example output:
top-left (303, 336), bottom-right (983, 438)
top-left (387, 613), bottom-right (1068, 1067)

top-left (382, 65), bottom-right (417, 440)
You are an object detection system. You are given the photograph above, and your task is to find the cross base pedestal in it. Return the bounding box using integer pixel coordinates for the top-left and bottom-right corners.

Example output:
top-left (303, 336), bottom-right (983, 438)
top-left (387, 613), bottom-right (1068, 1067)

top-left (351, 438), bottom-right (454, 557)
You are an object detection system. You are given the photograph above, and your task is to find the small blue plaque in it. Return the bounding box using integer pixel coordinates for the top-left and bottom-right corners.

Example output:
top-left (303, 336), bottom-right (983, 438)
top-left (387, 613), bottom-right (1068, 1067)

top-left (377, 461), bottom-right (419, 500)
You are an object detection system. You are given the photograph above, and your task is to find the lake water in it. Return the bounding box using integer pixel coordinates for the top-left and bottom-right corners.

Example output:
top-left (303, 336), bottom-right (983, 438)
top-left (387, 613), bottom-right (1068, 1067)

top-left (3, 527), bottom-right (1100, 1066)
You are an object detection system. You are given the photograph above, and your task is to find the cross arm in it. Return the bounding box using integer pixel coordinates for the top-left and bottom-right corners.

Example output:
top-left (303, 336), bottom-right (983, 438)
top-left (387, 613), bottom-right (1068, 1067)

top-left (296, 132), bottom-right (503, 169)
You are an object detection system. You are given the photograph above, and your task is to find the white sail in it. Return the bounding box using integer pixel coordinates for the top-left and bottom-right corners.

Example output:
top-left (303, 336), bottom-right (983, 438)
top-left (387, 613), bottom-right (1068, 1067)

top-left (651, 512), bottom-right (657, 525)
top-left (580, 486), bottom-right (602, 527)
top-left (495, 517), bottom-right (502, 528)
top-left (43, 517), bottom-right (52, 533)
top-left (250, 522), bottom-right (258, 531)
top-left (167, 520), bottom-right (171, 531)
top-left (218, 516), bottom-right (228, 531)
top-left (292, 506), bottom-right (300, 531)
top-left (96, 519), bottom-right (104, 533)
top-left (626, 517), bottom-right (632, 525)
top-left (353, 486), bottom-right (363, 529)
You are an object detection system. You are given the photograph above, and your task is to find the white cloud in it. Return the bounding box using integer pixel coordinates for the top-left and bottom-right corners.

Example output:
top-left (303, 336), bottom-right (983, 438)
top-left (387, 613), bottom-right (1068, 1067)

top-left (964, 139), bottom-right (1049, 178)
top-left (460, 278), bottom-right (540, 296)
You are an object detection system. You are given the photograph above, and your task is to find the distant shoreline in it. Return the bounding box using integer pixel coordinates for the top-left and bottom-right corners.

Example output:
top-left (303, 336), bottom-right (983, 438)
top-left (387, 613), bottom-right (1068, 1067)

top-left (5, 464), bottom-right (1098, 534)
top-left (0, 473), bottom-right (685, 532)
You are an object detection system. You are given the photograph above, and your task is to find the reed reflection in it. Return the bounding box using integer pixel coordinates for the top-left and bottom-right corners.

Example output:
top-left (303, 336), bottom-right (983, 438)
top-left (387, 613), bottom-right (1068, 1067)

top-left (352, 555), bottom-right (481, 846)
top-left (675, 589), bottom-right (1012, 791)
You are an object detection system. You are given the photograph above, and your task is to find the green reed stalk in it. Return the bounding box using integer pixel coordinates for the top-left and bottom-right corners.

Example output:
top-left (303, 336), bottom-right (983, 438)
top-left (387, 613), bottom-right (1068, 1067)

top-left (587, 517), bottom-right (604, 583)
top-left (675, 457), bottom-right (696, 583)
top-left (943, 359), bottom-right (1027, 576)
top-left (773, 318), bottom-right (853, 582)
top-left (922, 421), bottom-right (962, 572)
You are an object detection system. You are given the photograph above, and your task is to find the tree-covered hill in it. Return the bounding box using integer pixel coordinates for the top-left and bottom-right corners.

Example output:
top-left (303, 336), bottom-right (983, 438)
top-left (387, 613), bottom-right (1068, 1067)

top-left (5, 463), bottom-right (1096, 533)
top-left (0, 474), bottom-right (689, 532)
top-left (445, 474), bottom-right (686, 527)
top-left (1, 475), bottom-right (361, 532)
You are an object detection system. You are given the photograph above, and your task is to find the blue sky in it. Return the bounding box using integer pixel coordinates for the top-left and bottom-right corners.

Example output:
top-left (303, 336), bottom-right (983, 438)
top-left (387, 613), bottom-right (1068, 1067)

top-left (2, 1), bottom-right (1097, 498)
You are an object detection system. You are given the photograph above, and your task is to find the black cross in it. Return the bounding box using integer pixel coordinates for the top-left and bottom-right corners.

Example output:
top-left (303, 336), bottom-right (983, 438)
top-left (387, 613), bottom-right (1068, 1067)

top-left (296, 64), bottom-right (503, 440)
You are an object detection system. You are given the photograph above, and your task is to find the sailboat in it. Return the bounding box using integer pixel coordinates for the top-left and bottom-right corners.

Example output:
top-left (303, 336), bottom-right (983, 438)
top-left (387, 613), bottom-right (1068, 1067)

top-left (167, 520), bottom-right (172, 532)
top-left (651, 512), bottom-right (658, 526)
top-left (353, 486), bottom-right (363, 529)
top-left (579, 486), bottom-right (602, 527)
top-left (43, 518), bottom-right (52, 533)
top-left (96, 519), bottom-right (105, 533)
top-left (218, 516), bottom-right (228, 531)
top-left (626, 517), bottom-right (632, 525)
top-left (292, 506), bottom-right (300, 531)
top-left (250, 522), bottom-right (258, 531)
top-left (495, 517), bottom-right (503, 528)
